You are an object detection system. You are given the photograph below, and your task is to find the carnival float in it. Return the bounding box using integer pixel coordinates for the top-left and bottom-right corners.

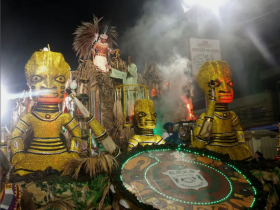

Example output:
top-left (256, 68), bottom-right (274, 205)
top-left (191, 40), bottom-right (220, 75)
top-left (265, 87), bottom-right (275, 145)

top-left (0, 14), bottom-right (280, 210)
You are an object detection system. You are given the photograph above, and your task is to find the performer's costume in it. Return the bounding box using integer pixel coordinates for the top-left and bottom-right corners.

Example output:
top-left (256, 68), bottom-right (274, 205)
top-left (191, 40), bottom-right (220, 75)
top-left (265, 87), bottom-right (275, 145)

top-left (110, 63), bottom-right (143, 116)
top-left (92, 34), bottom-right (116, 72)
top-left (0, 183), bottom-right (21, 210)
top-left (127, 99), bottom-right (165, 151)
top-left (192, 61), bottom-right (251, 161)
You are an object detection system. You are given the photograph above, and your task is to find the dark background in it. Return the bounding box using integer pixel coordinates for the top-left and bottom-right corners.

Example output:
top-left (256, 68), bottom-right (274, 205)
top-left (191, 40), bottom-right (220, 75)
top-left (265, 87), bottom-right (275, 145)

top-left (1, 0), bottom-right (280, 127)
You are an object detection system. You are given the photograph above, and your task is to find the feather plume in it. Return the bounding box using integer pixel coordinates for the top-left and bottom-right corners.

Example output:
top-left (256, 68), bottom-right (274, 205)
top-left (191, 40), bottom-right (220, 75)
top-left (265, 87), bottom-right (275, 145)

top-left (107, 26), bottom-right (118, 48)
top-left (73, 15), bottom-right (102, 60)
top-left (73, 14), bottom-right (118, 60)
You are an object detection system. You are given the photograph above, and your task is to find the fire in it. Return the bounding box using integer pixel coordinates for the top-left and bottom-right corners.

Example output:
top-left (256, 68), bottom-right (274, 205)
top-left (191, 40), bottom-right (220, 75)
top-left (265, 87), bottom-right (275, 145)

top-left (181, 95), bottom-right (195, 121)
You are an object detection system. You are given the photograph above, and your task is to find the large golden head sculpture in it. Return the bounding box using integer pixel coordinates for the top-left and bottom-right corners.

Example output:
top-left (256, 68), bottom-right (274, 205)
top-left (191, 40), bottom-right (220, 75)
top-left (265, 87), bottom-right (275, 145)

top-left (134, 99), bottom-right (157, 129)
top-left (196, 60), bottom-right (234, 104)
top-left (25, 50), bottom-right (70, 103)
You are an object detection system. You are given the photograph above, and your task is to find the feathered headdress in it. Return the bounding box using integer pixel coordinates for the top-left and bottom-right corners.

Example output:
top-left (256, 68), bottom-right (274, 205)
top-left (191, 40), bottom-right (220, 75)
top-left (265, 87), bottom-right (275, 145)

top-left (73, 14), bottom-right (118, 60)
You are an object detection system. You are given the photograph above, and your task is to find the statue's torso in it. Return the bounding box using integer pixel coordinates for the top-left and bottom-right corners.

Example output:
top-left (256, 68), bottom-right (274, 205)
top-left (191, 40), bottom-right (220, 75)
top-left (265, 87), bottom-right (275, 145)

top-left (210, 111), bottom-right (238, 146)
top-left (128, 134), bottom-right (165, 151)
top-left (26, 112), bottom-right (67, 154)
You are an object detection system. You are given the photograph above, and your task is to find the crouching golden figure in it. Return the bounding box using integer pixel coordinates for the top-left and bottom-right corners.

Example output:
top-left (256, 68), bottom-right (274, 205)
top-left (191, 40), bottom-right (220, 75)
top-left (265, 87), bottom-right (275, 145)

top-left (11, 49), bottom-right (83, 176)
top-left (127, 99), bottom-right (165, 151)
top-left (192, 61), bottom-right (251, 161)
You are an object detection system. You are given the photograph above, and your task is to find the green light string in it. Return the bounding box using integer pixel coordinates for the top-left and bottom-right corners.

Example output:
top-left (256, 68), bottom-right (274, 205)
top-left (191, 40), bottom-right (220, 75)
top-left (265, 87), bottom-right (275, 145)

top-left (143, 150), bottom-right (233, 205)
top-left (120, 147), bottom-right (257, 207)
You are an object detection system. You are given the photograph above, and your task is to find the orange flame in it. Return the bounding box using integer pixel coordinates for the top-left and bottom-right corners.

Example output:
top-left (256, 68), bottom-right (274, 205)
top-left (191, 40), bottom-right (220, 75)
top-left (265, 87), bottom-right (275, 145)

top-left (181, 95), bottom-right (195, 120)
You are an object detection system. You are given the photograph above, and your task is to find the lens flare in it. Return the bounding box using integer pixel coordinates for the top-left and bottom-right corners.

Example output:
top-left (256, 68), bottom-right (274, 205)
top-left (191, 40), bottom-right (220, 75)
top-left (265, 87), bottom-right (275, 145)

top-left (1, 86), bottom-right (9, 117)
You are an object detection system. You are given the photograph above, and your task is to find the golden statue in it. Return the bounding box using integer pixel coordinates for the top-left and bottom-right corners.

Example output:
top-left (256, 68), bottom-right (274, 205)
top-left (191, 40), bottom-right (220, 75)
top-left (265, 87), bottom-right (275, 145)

top-left (11, 48), bottom-right (111, 176)
top-left (192, 61), bottom-right (251, 161)
top-left (127, 99), bottom-right (165, 151)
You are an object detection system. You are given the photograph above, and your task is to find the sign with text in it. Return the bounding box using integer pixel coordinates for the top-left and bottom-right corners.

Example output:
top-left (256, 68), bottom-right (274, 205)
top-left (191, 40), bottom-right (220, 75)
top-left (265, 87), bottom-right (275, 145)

top-left (190, 38), bottom-right (221, 75)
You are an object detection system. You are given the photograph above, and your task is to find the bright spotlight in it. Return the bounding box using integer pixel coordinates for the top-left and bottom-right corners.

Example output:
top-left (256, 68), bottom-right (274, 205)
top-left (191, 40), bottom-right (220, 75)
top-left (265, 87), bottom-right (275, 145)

top-left (182, 0), bottom-right (226, 13)
top-left (1, 86), bottom-right (9, 117)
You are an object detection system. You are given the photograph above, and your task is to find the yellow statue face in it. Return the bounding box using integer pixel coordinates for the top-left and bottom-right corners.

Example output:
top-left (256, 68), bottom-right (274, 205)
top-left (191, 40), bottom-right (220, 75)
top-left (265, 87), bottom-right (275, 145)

top-left (196, 61), bottom-right (234, 104)
top-left (25, 51), bottom-right (70, 103)
top-left (134, 99), bottom-right (157, 129)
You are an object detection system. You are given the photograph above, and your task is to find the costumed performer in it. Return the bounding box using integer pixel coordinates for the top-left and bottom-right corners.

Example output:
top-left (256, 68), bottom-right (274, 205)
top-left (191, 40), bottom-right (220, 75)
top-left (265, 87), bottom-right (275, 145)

top-left (162, 122), bottom-right (174, 140)
top-left (192, 60), bottom-right (251, 161)
top-left (162, 122), bottom-right (184, 145)
top-left (0, 150), bottom-right (35, 210)
top-left (127, 99), bottom-right (165, 151)
top-left (92, 32), bottom-right (118, 72)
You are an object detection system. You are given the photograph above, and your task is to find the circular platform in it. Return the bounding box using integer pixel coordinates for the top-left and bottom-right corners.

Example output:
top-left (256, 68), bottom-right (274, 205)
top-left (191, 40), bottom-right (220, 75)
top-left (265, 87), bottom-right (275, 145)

top-left (114, 145), bottom-right (257, 210)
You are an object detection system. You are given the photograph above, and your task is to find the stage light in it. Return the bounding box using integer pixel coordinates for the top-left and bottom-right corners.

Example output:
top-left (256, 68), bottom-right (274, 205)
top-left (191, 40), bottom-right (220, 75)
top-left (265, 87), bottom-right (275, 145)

top-left (182, 0), bottom-right (227, 14)
top-left (1, 86), bottom-right (9, 117)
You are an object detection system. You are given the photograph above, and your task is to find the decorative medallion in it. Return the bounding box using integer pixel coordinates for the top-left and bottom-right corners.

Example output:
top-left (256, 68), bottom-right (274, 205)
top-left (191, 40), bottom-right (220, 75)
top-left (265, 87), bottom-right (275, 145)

top-left (114, 145), bottom-right (258, 210)
top-left (45, 114), bottom-right (51, 119)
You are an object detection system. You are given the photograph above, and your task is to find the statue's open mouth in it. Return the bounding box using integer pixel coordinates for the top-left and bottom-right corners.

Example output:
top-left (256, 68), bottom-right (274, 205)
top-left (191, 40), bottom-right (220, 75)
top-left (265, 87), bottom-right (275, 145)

top-left (39, 88), bottom-right (58, 98)
top-left (145, 120), bottom-right (156, 126)
top-left (218, 94), bottom-right (233, 100)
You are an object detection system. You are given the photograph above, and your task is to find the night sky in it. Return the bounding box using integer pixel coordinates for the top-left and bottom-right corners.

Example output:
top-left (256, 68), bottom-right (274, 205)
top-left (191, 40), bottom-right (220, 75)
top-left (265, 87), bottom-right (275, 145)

top-left (1, 0), bottom-right (280, 126)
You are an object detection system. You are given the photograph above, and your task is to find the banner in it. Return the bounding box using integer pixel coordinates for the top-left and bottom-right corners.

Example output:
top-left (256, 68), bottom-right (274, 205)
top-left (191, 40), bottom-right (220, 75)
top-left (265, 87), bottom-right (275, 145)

top-left (190, 38), bottom-right (221, 75)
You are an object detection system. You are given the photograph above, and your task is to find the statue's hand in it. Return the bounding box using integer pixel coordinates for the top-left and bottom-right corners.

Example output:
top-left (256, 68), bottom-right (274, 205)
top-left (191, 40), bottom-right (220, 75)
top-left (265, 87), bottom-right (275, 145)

top-left (236, 131), bottom-right (245, 143)
top-left (12, 152), bottom-right (25, 165)
top-left (199, 120), bottom-right (212, 138)
top-left (208, 80), bottom-right (216, 101)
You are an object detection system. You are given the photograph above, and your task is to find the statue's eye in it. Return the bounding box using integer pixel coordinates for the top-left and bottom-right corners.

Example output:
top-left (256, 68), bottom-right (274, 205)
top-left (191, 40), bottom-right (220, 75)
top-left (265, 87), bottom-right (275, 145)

top-left (138, 112), bottom-right (147, 118)
top-left (153, 113), bottom-right (157, 117)
top-left (228, 81), bottom-right (234, 87)
top-left (209, 80), bottom-right (221, 87)
top-left (55, 75), bottom-right (65, 83)
top-left (31, 75), bottom-right (43, 83)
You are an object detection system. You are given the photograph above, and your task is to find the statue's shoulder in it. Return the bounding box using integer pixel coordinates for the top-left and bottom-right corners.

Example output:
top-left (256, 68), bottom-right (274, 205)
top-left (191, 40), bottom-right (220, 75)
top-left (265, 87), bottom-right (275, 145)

top-left (60, 113), bottom-right (75, 125)
top-left (155, 135), bottom-right (163, 141)
top-left (229, 111), bottom-right (238, 120)
top-left (129, 134), bottom-right (141, 142)
top-left (20, 112), bottom-right (34, 122)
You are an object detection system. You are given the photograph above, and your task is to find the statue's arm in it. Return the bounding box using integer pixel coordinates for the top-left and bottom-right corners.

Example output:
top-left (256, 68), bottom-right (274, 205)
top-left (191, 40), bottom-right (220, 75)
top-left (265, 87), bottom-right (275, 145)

top-left (86, 115), bottom-right (120, 157)
top-left (62, 113), bottom-right (82, 153)
top-left (127, 137), bottom-right (139, 152)
top-left (156, 136), bottom-right (165, 145)
top-left (11, 113), bottom-right (32, 165)
top-left (195, 79), bottom-right (216, 139)
top-left (110, 68), bottom-right (127, 80)
top-left (192, 113), bottom-right (208, 148)
top-left (231, 111), bottom-right (245, 143)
